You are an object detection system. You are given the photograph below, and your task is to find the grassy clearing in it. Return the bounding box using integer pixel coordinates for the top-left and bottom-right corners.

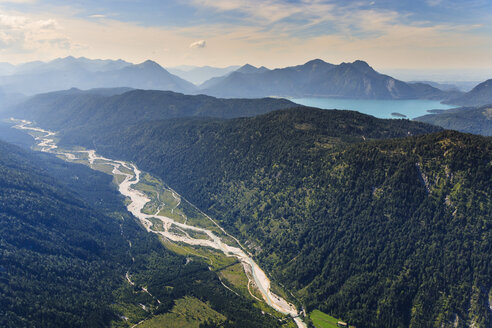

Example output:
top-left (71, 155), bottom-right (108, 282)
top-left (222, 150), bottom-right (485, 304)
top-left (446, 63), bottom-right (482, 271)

top-left (218, 262), bottom-right (249, 295)
top-left (159, 237), bottom-right (213, 264)
top-left (123, 198), bottom-right (132, 207)
top-left (148, 218), bottom-right (164, 232)
top-left (118, 166), bottom-right (134, 176)
top-left (216, 231), bottom-right (240, 248)
top-left (216, 261), bottom-right (291, 324)
top-left (185, 228), bottom-right (211, 240)
top-left (160, 189), bottom-right (180, 208)
top-left (141, 173), bottom-right (161, 186)
top-left (138, 296), bottom-right (226, 328)
top-left (134, 181), bottom-right (157, 194)
top-left (157, 207), bottom-right (185, 223)
top-left (160, 238), bottom-right (292, 324)
top-left (114, 174), bottom-right (127, 185)
top-left (92, 163), bottom-right (116, 175)
top-left (310, 309), bottom-right (342, 328)
top-left (71, 159), bottom-right (90, 165)
top-left (180, 200), bottom-right (217, 230)
top-left (159, 237), bottom-right (237, 271)
top-left (168, 225), bottom-right (188, 237)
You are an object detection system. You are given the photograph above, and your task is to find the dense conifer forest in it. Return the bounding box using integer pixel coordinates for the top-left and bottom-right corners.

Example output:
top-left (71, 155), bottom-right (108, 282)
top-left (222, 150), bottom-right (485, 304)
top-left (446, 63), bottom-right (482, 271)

top-left (72, 108), bottom-right (491, 328)
top-left (5, 92), bottom-right (491, 327)
top-left (0, 139), bottom-right (282, 328)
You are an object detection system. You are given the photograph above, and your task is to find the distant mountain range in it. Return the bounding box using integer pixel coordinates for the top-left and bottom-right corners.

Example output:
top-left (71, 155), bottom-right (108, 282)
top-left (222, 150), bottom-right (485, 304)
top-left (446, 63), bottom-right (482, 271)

top-left (0, 62), bottom-right (15, 75)
top-left (409, 81), bottom-right (461, 92)
top-left (8, 89), bottom-right (491, 327)
top-left (167, 65), bottom-right (240, 85)
top-left (445, 79), bottom-right (492, 106)
top-left (198, 59), bottom-right (459, 100)
top-left (412, 79), bottom-right (492, 136)
top-left (1, 57), bottom-right (465, 102)
top-left (0, 56), bottom-right (195, 95)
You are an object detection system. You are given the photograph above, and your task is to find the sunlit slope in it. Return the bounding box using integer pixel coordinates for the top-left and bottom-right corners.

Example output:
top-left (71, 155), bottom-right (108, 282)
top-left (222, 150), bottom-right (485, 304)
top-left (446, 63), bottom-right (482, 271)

top-left (0, 139), bottom-right (284, 328)
top-left (66, 107), bottom-right (491, 328)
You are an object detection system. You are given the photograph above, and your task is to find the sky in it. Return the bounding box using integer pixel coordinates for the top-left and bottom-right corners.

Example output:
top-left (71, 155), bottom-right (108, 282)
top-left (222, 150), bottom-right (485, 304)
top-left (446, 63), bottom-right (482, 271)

top-left (0, 0), bottom-right (492, 71)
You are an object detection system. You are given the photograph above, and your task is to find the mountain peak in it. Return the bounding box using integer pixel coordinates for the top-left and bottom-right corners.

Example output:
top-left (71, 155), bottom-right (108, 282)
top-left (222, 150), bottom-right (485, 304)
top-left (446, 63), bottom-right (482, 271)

top-left (236, 64), bottom-right (268, 74)
top-left (304, 58), bottom-right (328, 66)
top-left (351, 60), bottom-right (375, 73)
top-left (352, 59), bottom-right (370, 66)
top-left (296, 59), bottom-right (334, 72)
top-left (51, 56), bottom-right (76, 63)
top-left (137, 60), bottom-right (164, 70)
top-left (237, 64), bottom-right (257, 73)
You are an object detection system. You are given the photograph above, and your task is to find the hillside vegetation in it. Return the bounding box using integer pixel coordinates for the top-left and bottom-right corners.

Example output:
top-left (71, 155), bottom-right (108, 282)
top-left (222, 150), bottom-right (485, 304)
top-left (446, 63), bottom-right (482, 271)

top-left (80, 108), bottom-right (490, 328)
top-left (8, 89), bottom-right (295, 145)
top-left (6, 91), bottom-right (491, 327)
top-left (415, 106), bottom-right (492, 136)
top-left (0, 139), bottom-right (282, 328)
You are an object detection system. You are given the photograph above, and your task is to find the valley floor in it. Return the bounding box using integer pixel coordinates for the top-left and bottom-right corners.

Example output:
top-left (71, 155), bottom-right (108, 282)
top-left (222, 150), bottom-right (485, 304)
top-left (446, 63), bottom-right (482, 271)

top-left (12, 119), bottom-right (307, 328)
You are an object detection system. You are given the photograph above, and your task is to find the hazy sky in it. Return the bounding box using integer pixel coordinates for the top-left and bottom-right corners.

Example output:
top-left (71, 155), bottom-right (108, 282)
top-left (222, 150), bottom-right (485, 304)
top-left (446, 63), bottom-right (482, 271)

top-left (1, 0), bottom-right (492, 70)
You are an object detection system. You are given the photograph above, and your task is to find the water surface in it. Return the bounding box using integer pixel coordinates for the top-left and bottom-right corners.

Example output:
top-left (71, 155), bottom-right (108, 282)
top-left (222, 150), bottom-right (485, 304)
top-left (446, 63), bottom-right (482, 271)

top-left (291, 98), bottom-right (453, 119)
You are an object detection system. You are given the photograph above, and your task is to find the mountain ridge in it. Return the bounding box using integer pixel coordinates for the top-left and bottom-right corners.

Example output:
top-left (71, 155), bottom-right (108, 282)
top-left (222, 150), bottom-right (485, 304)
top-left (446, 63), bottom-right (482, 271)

top-left (446, 79), bottom-right (492, 106)
top-left (414, 105), bottom-right (492, 136)
top-left (0, 57), bottom-right (196, 95)
top-left (199, 59), bottom-right (455, 100)
top-left (6, 85), bottom-right (492, 327)
top-left (32, 105), bottom-right (490, 328)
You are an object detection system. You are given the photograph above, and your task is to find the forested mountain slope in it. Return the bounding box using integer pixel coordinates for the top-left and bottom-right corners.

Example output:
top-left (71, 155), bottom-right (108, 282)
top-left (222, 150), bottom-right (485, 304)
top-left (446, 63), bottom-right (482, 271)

top-left (0, 139), bottom-right (282, 328)
top-left (8, 89), bottom-right (296, 145)
top-left (49, 107), bottom-right (491, 328)
top-left (415, 105), bottom-right (492, 136)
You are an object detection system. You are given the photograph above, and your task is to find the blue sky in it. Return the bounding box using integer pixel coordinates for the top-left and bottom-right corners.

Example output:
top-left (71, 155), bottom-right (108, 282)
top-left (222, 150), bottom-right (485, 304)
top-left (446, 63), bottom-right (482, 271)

top-left (0, 0), bottom-right (491, 70)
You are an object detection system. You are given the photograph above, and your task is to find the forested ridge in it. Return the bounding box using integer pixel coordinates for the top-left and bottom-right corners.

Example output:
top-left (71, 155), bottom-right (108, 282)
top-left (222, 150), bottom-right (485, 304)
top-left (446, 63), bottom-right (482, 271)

top-left (56, 107), bottom-right (491, 328)
top-left (5, 92), bottom-right (491, 327)
top-left (415, 105), bottom-right (492, 136)
top-left (9, 88), bottom-right (295, 131)
top-left (0, 139), bottom-right (282, 328)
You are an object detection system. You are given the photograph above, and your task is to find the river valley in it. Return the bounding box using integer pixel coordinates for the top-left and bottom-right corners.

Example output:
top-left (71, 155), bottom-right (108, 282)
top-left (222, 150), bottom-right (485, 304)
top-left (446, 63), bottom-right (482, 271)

top-left (12, 119), bottom-right (307, 328)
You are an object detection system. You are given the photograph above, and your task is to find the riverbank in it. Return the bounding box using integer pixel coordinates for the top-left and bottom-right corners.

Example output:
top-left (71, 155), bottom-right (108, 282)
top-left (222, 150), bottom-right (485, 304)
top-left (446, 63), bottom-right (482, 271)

top-left (12, 119), bottom-right (307, 328)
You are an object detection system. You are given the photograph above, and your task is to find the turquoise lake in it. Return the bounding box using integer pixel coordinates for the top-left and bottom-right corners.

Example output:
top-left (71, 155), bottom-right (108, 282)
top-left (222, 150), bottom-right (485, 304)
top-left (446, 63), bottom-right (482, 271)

top-left (291, 98), bottom-right (453, 119)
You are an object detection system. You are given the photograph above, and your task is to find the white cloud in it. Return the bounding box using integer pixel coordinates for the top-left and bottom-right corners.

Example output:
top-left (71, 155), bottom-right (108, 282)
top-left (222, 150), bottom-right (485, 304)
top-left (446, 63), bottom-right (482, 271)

top-left (89, 14), bottom-right (106, 19)
top-left (189, 0), bottom-right (336, 26)
top-left (0, 2), bottom-right (489, 70)
top-left (189, 39), bottom-right (206, 48)
top-left (0, 12), bottom-right (77, 54)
